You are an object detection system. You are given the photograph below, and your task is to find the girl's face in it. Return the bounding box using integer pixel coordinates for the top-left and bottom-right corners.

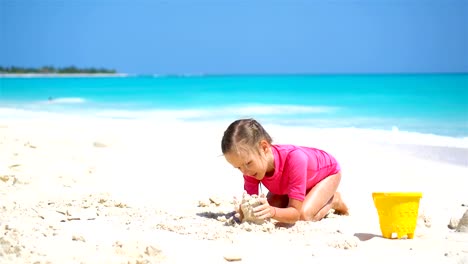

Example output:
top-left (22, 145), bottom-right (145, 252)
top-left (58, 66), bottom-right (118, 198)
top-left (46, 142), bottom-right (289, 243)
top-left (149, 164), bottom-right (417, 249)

top-left (224, 141), bottom-right (274, 181)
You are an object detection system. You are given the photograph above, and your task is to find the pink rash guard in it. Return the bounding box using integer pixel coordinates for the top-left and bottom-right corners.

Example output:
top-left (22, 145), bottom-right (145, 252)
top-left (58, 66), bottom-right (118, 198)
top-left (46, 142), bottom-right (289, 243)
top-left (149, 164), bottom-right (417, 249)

top-left (243, 144), bottom-right (341, 201)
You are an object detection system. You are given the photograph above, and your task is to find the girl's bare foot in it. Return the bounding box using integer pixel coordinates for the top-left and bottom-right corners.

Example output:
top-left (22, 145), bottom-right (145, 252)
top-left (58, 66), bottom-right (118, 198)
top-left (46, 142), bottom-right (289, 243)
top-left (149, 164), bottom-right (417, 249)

top-left (331, 192), bottom-right (349, 215)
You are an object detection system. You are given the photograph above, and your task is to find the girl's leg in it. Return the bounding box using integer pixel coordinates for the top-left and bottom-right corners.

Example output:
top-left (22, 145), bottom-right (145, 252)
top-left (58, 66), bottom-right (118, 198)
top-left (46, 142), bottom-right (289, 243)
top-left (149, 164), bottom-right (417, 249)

top-left (300, 172), bottom-right (349, 221)
top-left (267, 192), bottom-right (289, 208)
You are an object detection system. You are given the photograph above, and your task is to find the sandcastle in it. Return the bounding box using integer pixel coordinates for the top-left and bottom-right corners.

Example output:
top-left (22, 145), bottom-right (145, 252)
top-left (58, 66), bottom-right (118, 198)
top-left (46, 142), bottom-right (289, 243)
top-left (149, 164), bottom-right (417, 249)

top-left (240, 193), bottom-right (267, 224)
top-left (456, 209), bottom-right (468, 233)
top-left (448, 208), bottom-right (468, 233)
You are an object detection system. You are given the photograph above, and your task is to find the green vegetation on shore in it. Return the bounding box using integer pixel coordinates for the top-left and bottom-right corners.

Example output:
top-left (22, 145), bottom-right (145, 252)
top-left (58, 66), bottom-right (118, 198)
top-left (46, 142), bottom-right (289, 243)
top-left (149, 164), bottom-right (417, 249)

top-left (0, 66), bottom-right (117, 74)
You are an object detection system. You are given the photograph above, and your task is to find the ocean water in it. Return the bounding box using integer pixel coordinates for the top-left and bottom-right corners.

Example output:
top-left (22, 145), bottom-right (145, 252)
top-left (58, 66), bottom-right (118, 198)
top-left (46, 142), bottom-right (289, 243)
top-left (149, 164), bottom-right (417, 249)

top-left (0, 74), bottom-right (467, 137)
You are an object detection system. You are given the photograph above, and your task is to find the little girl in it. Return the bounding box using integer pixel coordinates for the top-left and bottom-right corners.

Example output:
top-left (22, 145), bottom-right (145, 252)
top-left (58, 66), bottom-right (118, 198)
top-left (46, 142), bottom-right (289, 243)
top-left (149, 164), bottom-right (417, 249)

top-left (221, 118), bottom-right (348, 223)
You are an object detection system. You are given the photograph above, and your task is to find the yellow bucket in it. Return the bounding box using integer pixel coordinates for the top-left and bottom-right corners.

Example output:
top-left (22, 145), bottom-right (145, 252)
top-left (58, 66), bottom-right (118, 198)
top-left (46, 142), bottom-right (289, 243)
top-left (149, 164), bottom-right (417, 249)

top-left (372, 192), bottom-right (422, 239)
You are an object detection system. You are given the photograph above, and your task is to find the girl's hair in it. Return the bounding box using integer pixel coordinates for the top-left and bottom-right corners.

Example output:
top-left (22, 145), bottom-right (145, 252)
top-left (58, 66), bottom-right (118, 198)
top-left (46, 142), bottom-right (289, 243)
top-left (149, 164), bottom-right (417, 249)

top-left (221, 118), bottom-right (272, 154)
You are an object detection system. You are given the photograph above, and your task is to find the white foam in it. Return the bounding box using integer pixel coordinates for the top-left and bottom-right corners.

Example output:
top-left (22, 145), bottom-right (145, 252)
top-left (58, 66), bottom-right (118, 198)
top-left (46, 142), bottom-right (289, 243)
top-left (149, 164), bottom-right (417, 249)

top-left (1, 107), bottom-right (467, 149)
top-left (85, 104), bottom-right (337, 121)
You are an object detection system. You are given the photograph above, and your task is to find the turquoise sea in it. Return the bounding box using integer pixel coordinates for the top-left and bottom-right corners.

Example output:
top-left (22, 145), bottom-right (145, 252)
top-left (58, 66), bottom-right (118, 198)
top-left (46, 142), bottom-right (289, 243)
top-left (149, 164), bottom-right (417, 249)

top-left (0, 74), bottom-right (467, 137)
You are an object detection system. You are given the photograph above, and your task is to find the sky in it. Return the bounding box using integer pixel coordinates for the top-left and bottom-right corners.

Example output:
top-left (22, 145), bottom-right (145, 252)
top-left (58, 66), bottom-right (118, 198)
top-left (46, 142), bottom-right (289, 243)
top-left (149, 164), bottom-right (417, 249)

top-left (1, 0), bottom-right (467, 75)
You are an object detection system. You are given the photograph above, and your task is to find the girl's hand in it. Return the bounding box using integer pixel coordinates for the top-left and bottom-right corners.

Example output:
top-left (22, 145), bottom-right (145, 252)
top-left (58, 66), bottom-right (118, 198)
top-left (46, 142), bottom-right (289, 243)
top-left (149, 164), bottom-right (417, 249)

top-left (253, 193), bottom-right (276, 219)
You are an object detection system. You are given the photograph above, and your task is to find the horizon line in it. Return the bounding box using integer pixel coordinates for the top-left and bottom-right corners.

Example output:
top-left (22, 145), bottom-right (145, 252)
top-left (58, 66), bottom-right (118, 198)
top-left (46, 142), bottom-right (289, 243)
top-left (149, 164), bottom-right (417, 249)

top-left (1, 71), bottom-right (467, 78)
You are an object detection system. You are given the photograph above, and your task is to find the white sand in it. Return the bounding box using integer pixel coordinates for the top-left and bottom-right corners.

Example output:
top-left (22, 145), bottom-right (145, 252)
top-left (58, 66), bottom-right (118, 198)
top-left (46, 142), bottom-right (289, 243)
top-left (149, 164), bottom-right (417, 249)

top-left (1, 112), bottom-right (467, 263)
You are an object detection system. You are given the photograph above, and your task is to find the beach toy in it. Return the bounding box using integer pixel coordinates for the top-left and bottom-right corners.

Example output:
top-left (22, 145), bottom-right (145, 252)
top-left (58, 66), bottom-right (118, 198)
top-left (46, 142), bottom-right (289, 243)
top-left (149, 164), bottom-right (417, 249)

top-left (372, 192), bottom-right (422, 239)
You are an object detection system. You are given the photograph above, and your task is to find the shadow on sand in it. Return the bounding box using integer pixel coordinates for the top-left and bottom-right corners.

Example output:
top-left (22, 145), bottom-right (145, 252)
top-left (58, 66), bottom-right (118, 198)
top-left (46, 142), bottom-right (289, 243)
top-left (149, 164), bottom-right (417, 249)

top-left (353, 233), bottom-right (383, 241)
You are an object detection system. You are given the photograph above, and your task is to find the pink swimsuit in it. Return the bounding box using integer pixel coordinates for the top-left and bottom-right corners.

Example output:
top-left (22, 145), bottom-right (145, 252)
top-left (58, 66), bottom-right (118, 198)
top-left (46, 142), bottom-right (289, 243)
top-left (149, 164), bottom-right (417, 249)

top-left (243, 144), bottom-right (341, 201)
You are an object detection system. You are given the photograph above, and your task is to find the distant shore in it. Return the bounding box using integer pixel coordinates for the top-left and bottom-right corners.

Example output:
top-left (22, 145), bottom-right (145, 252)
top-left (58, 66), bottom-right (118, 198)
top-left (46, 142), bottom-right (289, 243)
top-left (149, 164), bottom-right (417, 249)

top-left (0, 73), bottom-right (128, 78)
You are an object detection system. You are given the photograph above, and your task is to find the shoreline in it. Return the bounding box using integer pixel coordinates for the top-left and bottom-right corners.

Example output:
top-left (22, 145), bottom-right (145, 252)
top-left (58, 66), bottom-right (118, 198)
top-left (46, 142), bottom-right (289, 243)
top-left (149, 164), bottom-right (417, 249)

top-left (1, 110), bottom-right (467, 146)
top-left (1, 107), bottom-right (467, 141)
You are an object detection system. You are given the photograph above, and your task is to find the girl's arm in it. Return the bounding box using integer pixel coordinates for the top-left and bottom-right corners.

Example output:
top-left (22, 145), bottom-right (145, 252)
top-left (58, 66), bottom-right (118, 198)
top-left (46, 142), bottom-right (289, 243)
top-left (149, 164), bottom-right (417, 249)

top-left (254, 197), bottom-right (302, 224)
top-left (271, 198), bottom-right (302, 223)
